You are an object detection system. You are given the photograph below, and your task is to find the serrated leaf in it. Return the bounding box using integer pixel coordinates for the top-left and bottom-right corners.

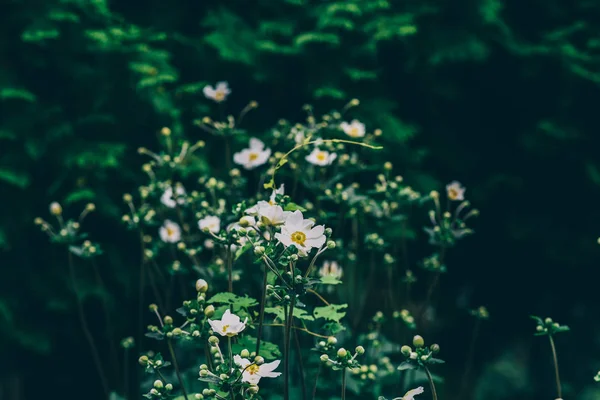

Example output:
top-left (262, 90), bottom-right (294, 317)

top-left (314, 304), bottom-right (347, 322)
top-left (265, 306), bottom-right (315, 321)
top-left (284, 202), bottom-right (307, 212)
top-left (207, 292), bottom-right (258, 309)
top-left (235, 242), bottom-right (253, 260)
top-left (233, 335), bottom-right (281, 360)
top-left (319, 276), bottom-right (342, 285)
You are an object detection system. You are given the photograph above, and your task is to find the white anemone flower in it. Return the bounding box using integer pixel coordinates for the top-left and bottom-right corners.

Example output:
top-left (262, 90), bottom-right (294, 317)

top-left (397, 386), bottom-right (425, 400)
top-left (233, 138), bottom-right (271, 170)
top-left (318, 261), bottom-right (343, 279)
top-left (203, 81), bottom-right (231, 102)
top-left (340, 120), bottom-right (365, 138)
top-left (199, 215), bottom-right (221, 233)
top-left (246, 184), bottom-right (285, 215)
top-left (159, 220), bottom-right (181, 243)
top-left (258, 205), bottom-right (290, 226)
top-left (233, 355), bottom-right (281, 384)
top-left (161, 185), bottom-right (186, 208)
top-left (208, 309), bottom-right (247, 337)
top-left (306, 148), bottom-right (337, 167)
top-left (445, 181), bottom-right (466, 201)
top-left (274, 210), bottom-right (326, 256)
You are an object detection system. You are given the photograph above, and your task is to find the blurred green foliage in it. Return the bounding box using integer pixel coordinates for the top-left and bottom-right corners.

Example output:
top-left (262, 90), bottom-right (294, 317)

top-left (3, 0), bottom-right (600, 399)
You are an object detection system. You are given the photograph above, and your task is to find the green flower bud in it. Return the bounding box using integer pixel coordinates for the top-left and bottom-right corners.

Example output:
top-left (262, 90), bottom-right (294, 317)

top-left (172, 328), bottom-right (182, 336)
top-left (204, 305), bottom-right (215, 317)
top-left (326, 240), bottom-right (336, 249)
top-left (247, 385), bottom-right (259, 394)
top-left (150, 389), bottom-right (159, 395)
top-left (337, 348), bottom-right (348, 358)
top-left (153, 380), bottom-right (163, 389)
top-left (194, 394), bottom-right (204, 400)
top-left (254, 356), bottom-right (265, 365)
top-left (536, 325), bottom-right (544, 332)
top-left (202, 389), bottom-right (211, 396)
top-left (208, 336), bottom-right (219, 345)
top-left (401, 345), bottom-right (412, 356)
top-left (325, 227), bottom-right (333, 236)
top-left (254, 246), bottom-right (265, 256)
top-left (165, 384), bottom-right (173, 391)
top-left (327, 336), bottom-right (337, 345)
top-left (199, 370), bottom-right (209, 377)
top-left (412, 335), bottom-right (424, 348)
top-left (149, 304), bottom-right (158, 312)
top-left (430, 344), bottom-right (440, 354)
top-left (219, 374), bottom-right (228, 380)
top-left (241, 349), bottom-right (250, 358)
top-left (163, 316), bottom-right (173, 325)
top-left (139, 355), bottom-right (149, 365)
top-left (409, 352), bottom-right (418, 360)
top-left (320, 354), bottom-right (329, 363)
top-left (544, 317), bottom-right (553, 325)
top-left (355, 346), bottom-right (365, 355)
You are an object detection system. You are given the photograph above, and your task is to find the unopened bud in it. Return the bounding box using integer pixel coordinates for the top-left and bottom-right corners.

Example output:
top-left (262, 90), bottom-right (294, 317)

top-left (409, 352), bottom-right (418, 360)
top-left (165, 384), bottom-right (173, 391)
top-left (327, 336), bottom-right (337, 345)
top-left (401, 345), bottom-right (412, 356)
top-left (254, 356), bottom-right (265, 365)
top-left (196, 279), bottom-right (208, 293)
top-left (139, 355), bottom-right (149, 365)
top-left (430, 344), bottom-right (440, 354)
top-left (247, 385), bottom-right (259, 394)
top-left (412, 335), bottom-right (424, 348)
top-left (49, 202), bottom-right (62, 216)
top-left (320, 354), bottom-right (329, 363)
top-left (254, 246), bottom-right (265, 256)
top-left (163, 316), bottom-right (173, 325)
top-left (204, 305), bottom-right (215, 317)
top-left (337, 348), bottom-right (348, 358)
top-left (208, 336), bottom-right (219, 345)
top-left (326, 240), bottom-right (336, 249)
top-left (153, 380), bottom-right (163, 389)
top-left (239, 216), bottom-right (254, 227)
top-left (240, 349), bottom-right (250, 358)
top-left (160, 127), bottom-right (171, 136)
top-left (355, 346), bottom-right (365, 355)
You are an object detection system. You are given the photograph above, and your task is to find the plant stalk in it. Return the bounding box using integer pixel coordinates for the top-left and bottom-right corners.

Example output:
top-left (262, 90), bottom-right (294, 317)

top-left (424, 366), bottom-right (438, 400)
top-left (255, 264), bottom-right (268, 355)
top-left (167, 339), bottom-right (189, 400)
top-left (341, 368), bottom-right (347, 400)
top-left (548, 334), bottom-right (562, 399)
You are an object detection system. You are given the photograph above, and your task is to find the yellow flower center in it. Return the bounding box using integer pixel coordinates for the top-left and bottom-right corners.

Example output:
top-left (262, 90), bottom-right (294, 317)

top-left (316, 152), bottom-right (326, 162)
top-left (248, 152), bottom-right (259, 161)
top-left (448, 188), bottom-right (458, 200)
top-left (247, 364), bottom-right (260, 375)
top-left (349, 127), bottom-right (359, 137)
top-left (166, 227), bottom-right (175, 236)
top-left (222, 325), bottom-right (230, 333)
top-left (291, 231), bottom-right (306, 245)
top-left (215, 90), bottom-right (225, 101)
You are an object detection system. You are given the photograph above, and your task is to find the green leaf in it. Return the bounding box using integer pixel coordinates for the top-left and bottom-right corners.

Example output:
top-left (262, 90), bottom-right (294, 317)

top-left (233, 335), bottom-right (281, 360)
top-left (265, 306), bottom-right (315, 321)
top-left (427, 357), bottom-right (446, 364)
top-left (234, 242), bottom-right (253, 260)
top-left (64, 189), bottom-right (96, 204)
top-left (313, 304), bottom-right (347, 322)
top-left (0, 168), bottom-right (31, 189)
top-left (207, 292), bottom-right (258, 309)
top-left (319, 276), bottom-right (342, 285)
top-left (397, 360), bottom-right (417, 370)
top-left (284, 202), bottom-right (307, 212)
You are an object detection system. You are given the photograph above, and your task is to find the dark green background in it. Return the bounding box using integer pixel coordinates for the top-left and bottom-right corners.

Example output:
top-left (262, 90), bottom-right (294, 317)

top-left (2, 0), bottom-right (600, 399)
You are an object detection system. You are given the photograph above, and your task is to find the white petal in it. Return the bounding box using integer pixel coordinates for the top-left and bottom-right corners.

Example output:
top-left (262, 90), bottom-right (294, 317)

top-left (307, 225), bottom-right (325, 239)
top-left (258, 360), bottom-right (281, 377)
top-left (275, 232), bottom-right (293, 247)
top-left (234, 355), bottom-right (251, 368)
top-left (305, 236), bottom-right (326, 249)
top-left (208, 319), bottom-right (222, 334)
top-left (242, 371), bottom-right (261, 384)
top-left (249, 138), bottom-right (265, 150)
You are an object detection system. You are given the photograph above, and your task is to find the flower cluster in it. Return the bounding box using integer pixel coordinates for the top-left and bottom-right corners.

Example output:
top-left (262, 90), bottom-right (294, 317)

top-left (531, 316), bottom-right (570, 336)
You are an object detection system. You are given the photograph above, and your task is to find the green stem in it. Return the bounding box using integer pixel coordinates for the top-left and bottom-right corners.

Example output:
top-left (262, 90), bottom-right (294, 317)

top-left (341, 368), bottom-right (347, 400)
top-left (167, 339), bottom-right (189, 400)
top-left (228, 337), bottom-right (235, 400)
top-left (255, 264), bottom-right (268, 355)
top-left (293, 322), bottom-right (307, 400)
top-left (283, 296), bottom-right (296, 400)
top-left (227, 244), bottom-right (233, 292)
top-left (124, 348), bottom-right (130, 400)
top-left (67, 251), bottom-right (109, 397)
top-left (312, 364), bottom-right (321, 400)
top-left (424, 366), bottom-right (438, 400)
top-left (548, 335), bottom-right (562, 398)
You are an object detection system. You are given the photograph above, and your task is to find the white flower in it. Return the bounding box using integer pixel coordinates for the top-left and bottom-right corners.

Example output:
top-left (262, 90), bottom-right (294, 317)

top-left (446, 181), bottom-right (465, 201)
top-left (233, 355), bottom-right (281, 384)
top-left (306, 148), bottom-right (337, 167)
top-left (159, 220), bottom-right (181, 243)
top-left (292, 127), bottom-right (306, 145)
top-left (203, 81), bottom-right (231, 102)
top-left (318, 261), bottom-right (343, 279)
top-left (340, 120), bottom-right (365, 138)
top-left (274, 210), bottom-right (326, 256)
top-left (400, 386), bottom-right (424, 400)
top-left (233, 138), bottom-right (272, 170)
top-left (203, 239), bottom-right (215, 249)
top-left (208, 309), bottom-right (247, 337)
top-left (246, 184), bottom-right (285, 215)
top-left (161, 185), bottom-right (186, 208)
top-left (258, 205), bottom-right (290, 226)
top-left (199, 215), bottom-right (221, 233)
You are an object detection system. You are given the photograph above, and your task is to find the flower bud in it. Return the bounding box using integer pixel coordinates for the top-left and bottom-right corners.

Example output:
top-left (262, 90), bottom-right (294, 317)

top-left (149, 304), bottom-right (158, 312)
top-left (320, 354), bottom-right (329, 363)
top-left (337, 348), bottom-right (348, 358)
top-left (544, 317), bottom-right (553, 325)
top-left (412, 335), bottom-right (424, 348)
top-left (204, 305), bottom-right (215, 317)
top-left (165, 384), bottom-right (173, 391)
top-left (163, 316), bottom-right (173, 325)
top-left (153, 380), bottom-right (163, 389)
top-left (139, 355), bottom-right (149, 365)
top-left (150, 389), bottom-right (158, 395)
top-left (409, 352), bottom-right (418, 360)
top-left (247, 385), bottom-right (259, 394)
top-left (199, 370), bottom-right (208, 377)
top-left (49, 202), bottom-right (62, 216)
top-left (355, 346), bottom-right (365, 355)
top-left (196, 279), bottom-right (208, 293)
top-left (326, 240), bottom-right (336, 249)
top-left (240, 349), bottom-right (250, 358)
top-left (194, 394), bottom-right (204, 400)
top-left (400, 345), bottom-right (412, 356)
top-left (239, 216), bottom-right (254, 227)
top-left (536, 325), bottom-right (544, 332)
top-left (430, 344), bottom-right (440, 354)
top-left (327, 336), bottom-right (337, 345)
top-left (384, 162), bottom-right (393, 170)
top-left (219, 374), bottom-right (228, 380)
top-left (254, 246), bottom-right (265, 256)
top-left (254, 356), bottom-right (265, 365)
top-left (160, 127), bottom-right (171, 136)
top-left (208, 336), bottom-right (219, 345)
